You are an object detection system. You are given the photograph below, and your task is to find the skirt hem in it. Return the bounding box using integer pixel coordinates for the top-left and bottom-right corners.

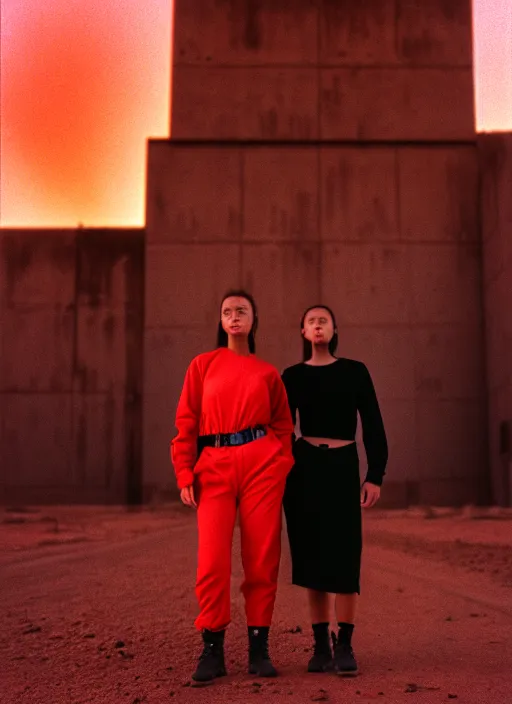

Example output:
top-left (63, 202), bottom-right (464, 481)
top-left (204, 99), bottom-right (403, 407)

top-left (291, 577), bottom-right (360, 596)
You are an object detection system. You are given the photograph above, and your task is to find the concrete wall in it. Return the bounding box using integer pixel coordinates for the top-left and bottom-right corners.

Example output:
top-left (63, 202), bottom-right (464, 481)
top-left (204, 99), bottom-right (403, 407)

top-left (171, 0), bottom-right (474, 142)
top-left (142, 0), bottom-right (487, 507)
top-left (0, 228), bottom-right (144, 505)
top-left (144, 140), bottom-right (487, 507)
top-left (479, 133), bottom-right (512, 506)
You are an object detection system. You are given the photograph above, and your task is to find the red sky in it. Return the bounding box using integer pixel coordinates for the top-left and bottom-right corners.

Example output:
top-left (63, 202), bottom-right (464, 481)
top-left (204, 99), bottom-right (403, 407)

top-left (1, 0), bottom-right (511, 228)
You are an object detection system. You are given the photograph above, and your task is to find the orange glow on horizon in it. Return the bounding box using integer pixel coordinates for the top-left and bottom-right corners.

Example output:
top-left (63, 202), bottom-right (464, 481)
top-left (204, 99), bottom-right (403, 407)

top-left (1, 0), bottom-right (172, 227)
top-left (0, 0), bottom-right (511, 228)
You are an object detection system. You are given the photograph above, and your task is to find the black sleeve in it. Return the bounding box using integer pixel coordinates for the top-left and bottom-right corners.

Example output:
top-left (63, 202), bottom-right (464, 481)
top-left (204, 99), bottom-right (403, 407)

top-left (357, 363), bottom-right (388, 486)
top-left (281, 368), bottom-right (298, 441)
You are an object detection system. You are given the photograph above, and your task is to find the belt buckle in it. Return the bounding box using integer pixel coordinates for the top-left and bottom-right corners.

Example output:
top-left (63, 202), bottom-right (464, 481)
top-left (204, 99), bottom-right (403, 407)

top-left (214, 434), bottom-right (221, 448)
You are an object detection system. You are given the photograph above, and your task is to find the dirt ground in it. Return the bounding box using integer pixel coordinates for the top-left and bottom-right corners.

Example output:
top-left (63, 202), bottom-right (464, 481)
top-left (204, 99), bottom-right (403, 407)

top-left (1, 503), bottom-right (512, 704)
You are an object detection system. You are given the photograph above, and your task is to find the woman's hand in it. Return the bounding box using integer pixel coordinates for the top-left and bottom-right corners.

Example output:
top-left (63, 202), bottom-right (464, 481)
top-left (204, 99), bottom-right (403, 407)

top-left (360, 482), bottom-right (380, 508)
top-left (180, 485), bottom-right (197, 509)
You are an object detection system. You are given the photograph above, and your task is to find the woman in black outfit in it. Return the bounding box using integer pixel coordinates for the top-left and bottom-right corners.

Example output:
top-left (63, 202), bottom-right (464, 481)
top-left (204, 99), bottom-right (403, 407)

top-left (282, 305), bottom-right (388, 676)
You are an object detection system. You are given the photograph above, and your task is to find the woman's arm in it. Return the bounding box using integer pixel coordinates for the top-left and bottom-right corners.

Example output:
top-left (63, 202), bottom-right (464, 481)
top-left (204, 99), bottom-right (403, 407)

top-left (281, 368), bottom-right (298, 443)
top-left (269, 370), bottom-right (294, 458)
top-left (357, 363), bottom-right (388, 486)
top-left (170, 357), bottom-right (203, 490)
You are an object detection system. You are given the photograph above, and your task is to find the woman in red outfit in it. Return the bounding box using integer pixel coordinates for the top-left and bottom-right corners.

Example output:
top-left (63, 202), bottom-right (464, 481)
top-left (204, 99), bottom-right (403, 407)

top-left (171, 290), bottom-right (294, 683)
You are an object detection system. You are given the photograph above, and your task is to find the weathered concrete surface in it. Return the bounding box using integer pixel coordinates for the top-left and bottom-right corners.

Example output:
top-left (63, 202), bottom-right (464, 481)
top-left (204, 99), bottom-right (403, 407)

top-left (0, 229), bottom-right (144, 505)
top-left (479, 134), bottom-right (512, 506)
top-left (144, 142), bottom-right (486, 507)
top-left (2, 506), bottom-right (512, 703)
top-left (142, 0), bottom-right (483, 507)
top-left (171, 0), bottom-right (474, 140)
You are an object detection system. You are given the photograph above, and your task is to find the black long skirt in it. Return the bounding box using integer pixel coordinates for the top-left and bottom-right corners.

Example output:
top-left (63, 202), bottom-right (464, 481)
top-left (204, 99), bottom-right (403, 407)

top-left (283, 438), bottom-right (362, 594)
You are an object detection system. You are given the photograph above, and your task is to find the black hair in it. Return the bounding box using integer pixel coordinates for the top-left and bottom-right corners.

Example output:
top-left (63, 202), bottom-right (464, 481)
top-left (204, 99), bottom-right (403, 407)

top-left (216, 289), bottom-right (258, 354)
top-left (300, 304), bottom-right (338, 361)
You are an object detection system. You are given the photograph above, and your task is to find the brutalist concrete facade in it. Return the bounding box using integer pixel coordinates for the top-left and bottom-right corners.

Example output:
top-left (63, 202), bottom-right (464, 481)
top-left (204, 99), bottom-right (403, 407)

top-left (143, 0), bottom-right (489, 507)
top-left (0, 229), bottom-right (144, 505)
top-left (479, 134), bottom-right (512, 506)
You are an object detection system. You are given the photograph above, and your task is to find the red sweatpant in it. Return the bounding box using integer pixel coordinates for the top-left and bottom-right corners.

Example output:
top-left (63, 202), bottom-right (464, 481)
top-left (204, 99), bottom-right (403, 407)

top-left (194, 433), bottom-right (289, 632)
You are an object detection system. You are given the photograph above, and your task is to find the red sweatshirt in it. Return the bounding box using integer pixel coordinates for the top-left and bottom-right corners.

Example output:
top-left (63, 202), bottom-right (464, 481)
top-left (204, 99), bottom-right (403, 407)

top-left (171, 348), bottom-right (294, 490)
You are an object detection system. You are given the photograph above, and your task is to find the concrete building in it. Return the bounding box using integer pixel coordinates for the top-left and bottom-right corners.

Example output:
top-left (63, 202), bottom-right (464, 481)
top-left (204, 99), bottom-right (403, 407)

top-left (143, 0), bottom-right (488, 507)
top-left (0, 1), bottom-right (510, 507)
top-left (0, 229), bottom-right (144, 504)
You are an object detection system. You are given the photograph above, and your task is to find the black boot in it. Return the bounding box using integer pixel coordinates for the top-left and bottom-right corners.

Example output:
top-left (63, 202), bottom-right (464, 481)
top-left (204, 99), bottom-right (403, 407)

top-left (307, 622), bottom-right (333, 673)
top-left (192, 629), bottom-right (227, 682)
top-left (248, 627), bottom-right (278, 677)
top-left (332, 623), bottom-right (358, 676)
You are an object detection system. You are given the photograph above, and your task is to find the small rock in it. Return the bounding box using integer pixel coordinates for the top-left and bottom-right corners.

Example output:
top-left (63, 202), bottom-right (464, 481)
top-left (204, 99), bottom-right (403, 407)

top-left (119, 650), bottom-right (135, 660)
top-left (166, 666), bottom-right (173, 671)
top-left (252, 682), bottom-right (263, 687)
top-left (311, 693), bottom-right (329, 702)
top-left (23, 626), bottom-right (41, 634)
top-left (405, 683), bottom-right (440, 693)
top-left (470, 613), bottom-right (480, 618)
top-left (445, 616), bottom-right (453, 622)
top-left (84, 633), bottom-right (96, 639)
top-left (448, 696), bottom-right (458, 700)
top-left (170, 693), bottom-right (175, 697)
top-left (116, 640), bottom-right (126, 648)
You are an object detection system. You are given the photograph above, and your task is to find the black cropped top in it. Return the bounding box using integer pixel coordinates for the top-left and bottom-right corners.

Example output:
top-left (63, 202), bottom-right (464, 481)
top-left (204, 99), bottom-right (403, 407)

top-left (281, 358), bottom-right (388, 486)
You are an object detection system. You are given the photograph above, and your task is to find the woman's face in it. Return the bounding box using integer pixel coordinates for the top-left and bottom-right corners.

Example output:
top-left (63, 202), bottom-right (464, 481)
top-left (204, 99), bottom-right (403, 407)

top-left (302, 307), bottom-right (335, 347)
top-left (220, 296), bottom-right (254, 339)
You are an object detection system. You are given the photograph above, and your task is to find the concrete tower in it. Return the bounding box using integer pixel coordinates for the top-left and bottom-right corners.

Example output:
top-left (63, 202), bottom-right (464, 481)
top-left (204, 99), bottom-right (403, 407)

top-left (143, 0), bottom-right (487, 506)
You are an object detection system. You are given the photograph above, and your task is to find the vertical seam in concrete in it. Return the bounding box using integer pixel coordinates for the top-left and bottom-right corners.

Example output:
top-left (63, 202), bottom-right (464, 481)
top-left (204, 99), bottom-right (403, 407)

top-left (395, 147), bottom-right (402, 242)
top-left (397, 141), bottom-right (420, 491)
top-left (317, 0), bottom-right (322, 142)
top-left (0, 230), bottom-right (3, 499)
top-left (317, 0), bottom-right (322, 300)
top-left (71, 228), bottom-right (81, 486)
top-left (393, 0), bottom-right (400, 61)
top-left (476, 142), bottom-right (492, 502)
top-left (317, 141), bottom-right (322, 302)
top-left (239, 146), bottom-right (245, 283)
top-left (169, 1), bottom-right (176, 134)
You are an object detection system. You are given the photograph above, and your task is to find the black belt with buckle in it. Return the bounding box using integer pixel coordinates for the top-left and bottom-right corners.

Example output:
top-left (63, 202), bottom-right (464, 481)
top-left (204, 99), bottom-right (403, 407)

top-left (197, 425), bottom-right (266, 453)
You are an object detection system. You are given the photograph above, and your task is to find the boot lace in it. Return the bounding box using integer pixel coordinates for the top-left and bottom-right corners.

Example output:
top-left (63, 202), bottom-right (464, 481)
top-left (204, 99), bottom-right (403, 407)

top-left (199, 641), bottom-right (216, 661)
top-left (250, 632), bottom-right (270, 660)
top-left (255, 640), bottom-right (270, 660)
top-left (313, 633), bottom-right (332, 656)
top-left (332, 632), bottom-right (354, 657)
